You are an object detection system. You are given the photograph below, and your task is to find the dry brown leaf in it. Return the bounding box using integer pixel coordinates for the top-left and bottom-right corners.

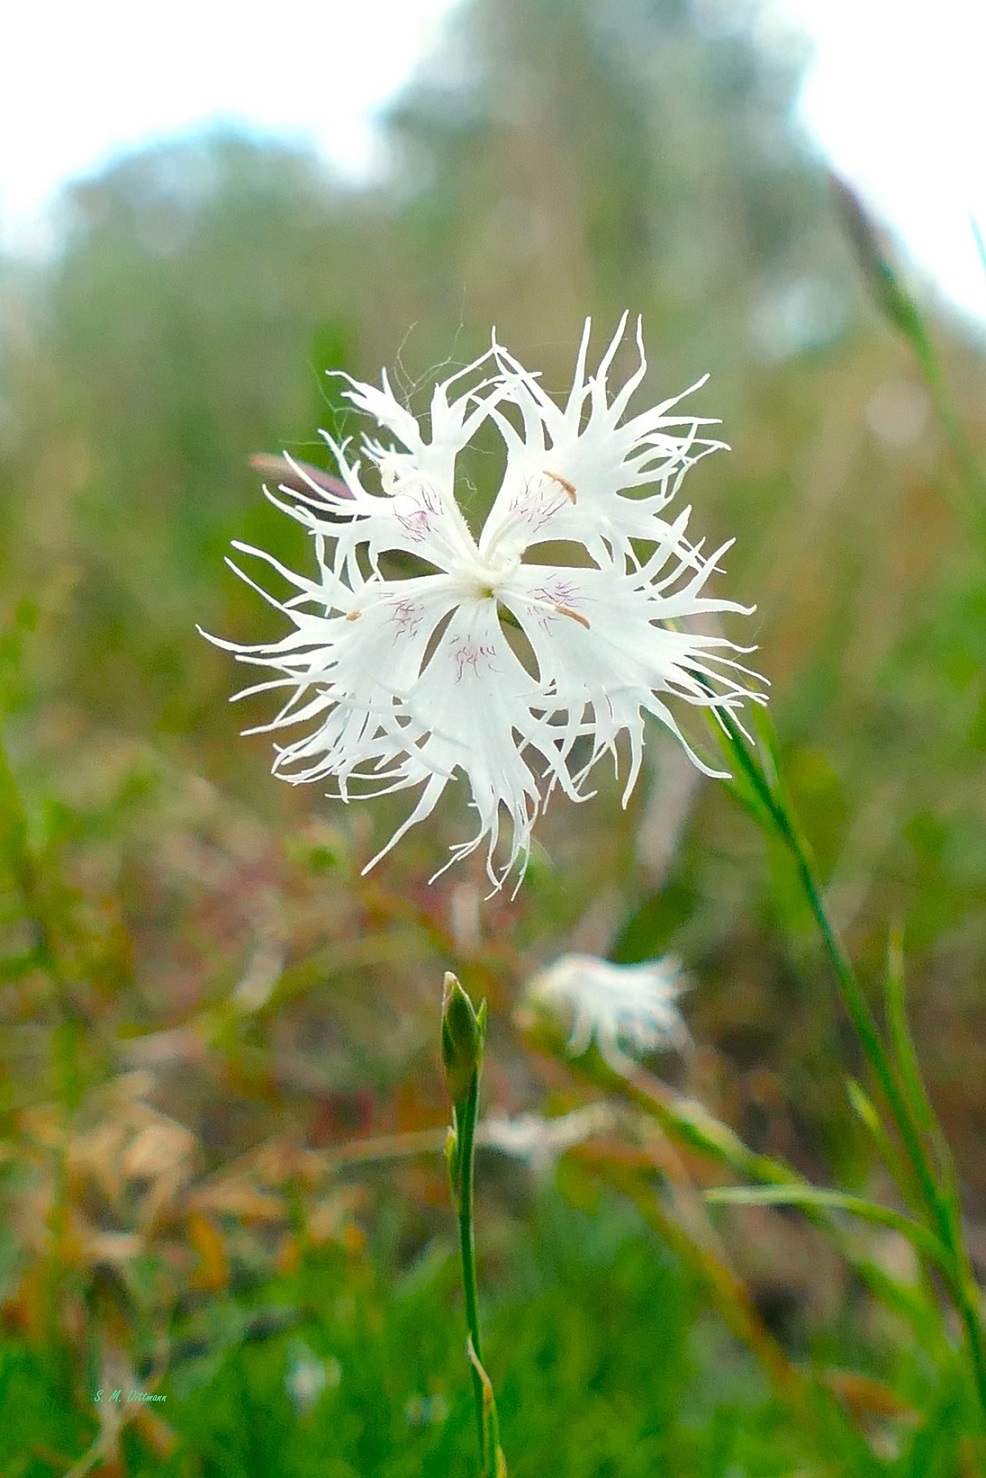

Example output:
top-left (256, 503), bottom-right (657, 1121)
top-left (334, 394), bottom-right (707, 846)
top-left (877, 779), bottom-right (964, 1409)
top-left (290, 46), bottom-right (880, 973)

top-left (187, 1212), bottom-right (229, 1292)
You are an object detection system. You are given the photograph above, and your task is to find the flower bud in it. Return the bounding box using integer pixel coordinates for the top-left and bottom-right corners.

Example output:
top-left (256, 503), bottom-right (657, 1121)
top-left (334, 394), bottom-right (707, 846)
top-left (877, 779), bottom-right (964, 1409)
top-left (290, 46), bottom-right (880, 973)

top-left (441, 972), bottom-right (486, 1104)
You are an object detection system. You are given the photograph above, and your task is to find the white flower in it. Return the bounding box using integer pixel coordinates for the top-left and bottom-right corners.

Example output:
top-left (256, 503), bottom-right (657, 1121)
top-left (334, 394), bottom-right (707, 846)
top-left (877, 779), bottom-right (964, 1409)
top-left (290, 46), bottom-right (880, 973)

top-left (478, 1104), bottom-right (618, 1174)
top-left (204, 318), bottom-right (764, 889)
top-left (525, 953), bottom-right (690, 1072)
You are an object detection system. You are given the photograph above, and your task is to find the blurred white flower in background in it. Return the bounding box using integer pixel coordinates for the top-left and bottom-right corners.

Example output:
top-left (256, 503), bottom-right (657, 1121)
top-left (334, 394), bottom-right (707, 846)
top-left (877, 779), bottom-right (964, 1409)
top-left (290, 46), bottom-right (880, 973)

top-left (284, 1339), bottom-right (340, 1416)
top-left (205, 317), bottom-right (764, 889)
top-left (478, 1103), bottom-right (619, 1175)
top-left (525, 953), bottom-right (690, 1073)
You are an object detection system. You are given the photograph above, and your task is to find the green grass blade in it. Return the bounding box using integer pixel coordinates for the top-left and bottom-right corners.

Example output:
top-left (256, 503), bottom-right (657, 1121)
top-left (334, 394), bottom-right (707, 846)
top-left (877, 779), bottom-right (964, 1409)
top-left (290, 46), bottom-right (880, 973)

top-left (706, 1184), bottom-right (952, 1275)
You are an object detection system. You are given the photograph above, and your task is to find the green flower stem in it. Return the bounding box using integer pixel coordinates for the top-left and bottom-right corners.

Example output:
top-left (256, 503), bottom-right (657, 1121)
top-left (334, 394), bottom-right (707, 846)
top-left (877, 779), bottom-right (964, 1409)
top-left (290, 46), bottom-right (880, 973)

top-left (724, 714), bottom-right (939, 1194)
top-left (721, 709), bottom-right (986, 1421)
top-left (792, 827), bottom-right (986, 1419)
top-left (454, 1068), bottom-right (487, 1452)
top-left (441, 973), bottom-right (503, 1470)
top-left (830, 188), bottom-right (986, 1408)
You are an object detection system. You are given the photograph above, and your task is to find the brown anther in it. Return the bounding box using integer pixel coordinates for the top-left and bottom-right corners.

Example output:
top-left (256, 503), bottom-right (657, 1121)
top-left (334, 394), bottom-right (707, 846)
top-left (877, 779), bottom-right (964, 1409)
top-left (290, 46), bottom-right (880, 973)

top-left (346, 609), bottom-right (362, 621)
top-left (544, 469), bottom-right (577, 502)
top-left (556, 605), bottom-right (590, 629)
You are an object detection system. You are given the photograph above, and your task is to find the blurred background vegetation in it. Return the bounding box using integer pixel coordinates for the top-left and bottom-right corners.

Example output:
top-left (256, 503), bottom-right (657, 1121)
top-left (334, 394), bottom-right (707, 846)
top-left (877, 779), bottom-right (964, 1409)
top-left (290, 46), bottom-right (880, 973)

top-left (1, 0), bottom-right (985, 1471)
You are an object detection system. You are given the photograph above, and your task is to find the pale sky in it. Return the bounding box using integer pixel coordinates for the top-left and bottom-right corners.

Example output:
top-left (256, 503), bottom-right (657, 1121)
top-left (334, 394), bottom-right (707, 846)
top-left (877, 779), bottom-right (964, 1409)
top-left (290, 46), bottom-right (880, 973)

top-left (780, 0), bottom-right (986, 326)
top-left (1, 0), bottom-right (984, 324)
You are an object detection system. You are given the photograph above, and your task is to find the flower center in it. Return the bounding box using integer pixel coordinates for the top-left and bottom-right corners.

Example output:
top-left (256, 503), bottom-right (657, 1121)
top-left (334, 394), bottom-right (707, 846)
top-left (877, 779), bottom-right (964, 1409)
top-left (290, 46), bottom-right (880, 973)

top-left (465, 546), bottom-right (520, 600)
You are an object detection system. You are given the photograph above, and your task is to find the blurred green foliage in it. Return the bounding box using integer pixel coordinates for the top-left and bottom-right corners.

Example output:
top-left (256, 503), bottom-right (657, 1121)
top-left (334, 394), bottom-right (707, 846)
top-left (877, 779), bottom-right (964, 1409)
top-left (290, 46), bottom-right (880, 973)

top-left (0, 1194), bottom-right (850, 1477)
top-left (1, 0), bottom-right (985, 1469)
